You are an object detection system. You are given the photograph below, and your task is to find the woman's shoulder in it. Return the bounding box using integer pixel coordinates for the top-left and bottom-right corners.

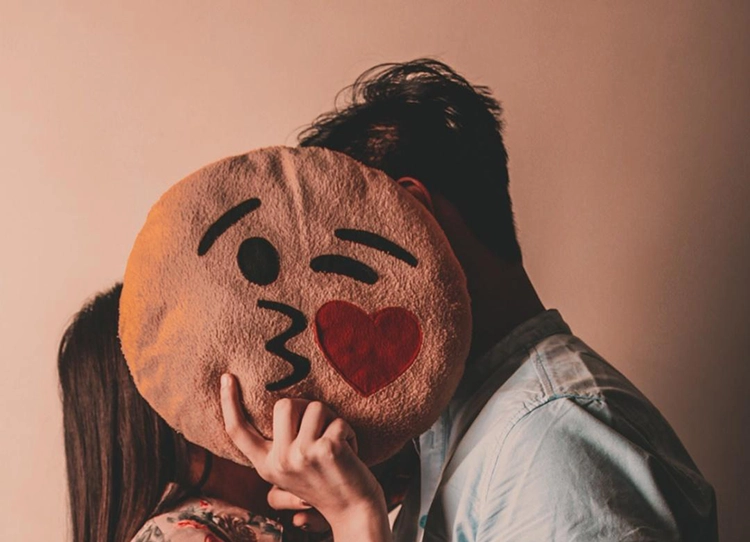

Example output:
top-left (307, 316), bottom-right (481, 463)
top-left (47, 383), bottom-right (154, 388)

top-left (131, 496), bottom-right (284, 542)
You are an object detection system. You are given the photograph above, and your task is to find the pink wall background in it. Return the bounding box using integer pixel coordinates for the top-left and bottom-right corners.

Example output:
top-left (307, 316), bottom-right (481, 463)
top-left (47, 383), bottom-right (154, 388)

top-left (1, 2), bottom-right (748, 540)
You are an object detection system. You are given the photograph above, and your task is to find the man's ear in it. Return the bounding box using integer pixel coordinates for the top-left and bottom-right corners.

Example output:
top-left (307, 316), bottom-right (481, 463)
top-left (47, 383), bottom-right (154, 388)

top-left (396, 177), bottom-right (435, 214)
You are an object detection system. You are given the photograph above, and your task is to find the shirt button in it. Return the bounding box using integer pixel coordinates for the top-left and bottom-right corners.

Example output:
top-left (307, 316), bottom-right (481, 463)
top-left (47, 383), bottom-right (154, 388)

top-left (419, 515), bottom-right (428, 529)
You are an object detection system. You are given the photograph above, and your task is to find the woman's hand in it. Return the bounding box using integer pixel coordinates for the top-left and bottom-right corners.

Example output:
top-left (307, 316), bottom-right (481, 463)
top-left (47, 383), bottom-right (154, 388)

top-left (266, 484), bottom-right (331, 533)
top-left (220, 373), bottom-right (391, 542)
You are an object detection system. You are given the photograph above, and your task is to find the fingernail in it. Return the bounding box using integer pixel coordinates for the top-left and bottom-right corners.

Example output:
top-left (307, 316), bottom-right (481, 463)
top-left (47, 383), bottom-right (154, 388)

top-left (300, 500), bottom-right (310, 507)
top-left (221, 374), bottom-right (230, 388)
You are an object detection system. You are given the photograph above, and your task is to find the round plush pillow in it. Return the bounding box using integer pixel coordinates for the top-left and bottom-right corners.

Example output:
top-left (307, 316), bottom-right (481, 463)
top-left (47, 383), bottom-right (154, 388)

top-left (120, 146), bottom-right (472, 466)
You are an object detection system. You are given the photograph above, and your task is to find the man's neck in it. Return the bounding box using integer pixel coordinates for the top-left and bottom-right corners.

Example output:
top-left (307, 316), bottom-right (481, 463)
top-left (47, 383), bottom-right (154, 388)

top-left (460, 245), bottom-right (545, 362)
top-left (430, 193), bottom-right (545, 362)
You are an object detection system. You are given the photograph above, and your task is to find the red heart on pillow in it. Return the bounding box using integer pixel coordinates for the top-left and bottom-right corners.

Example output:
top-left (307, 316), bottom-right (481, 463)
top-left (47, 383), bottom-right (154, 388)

top-left (314, 300), bottom-right (423, 396)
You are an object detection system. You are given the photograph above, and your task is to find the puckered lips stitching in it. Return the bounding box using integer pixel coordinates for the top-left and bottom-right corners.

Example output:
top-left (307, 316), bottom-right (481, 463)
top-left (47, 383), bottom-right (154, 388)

top-left (257, 299), bottom-right (310, 392)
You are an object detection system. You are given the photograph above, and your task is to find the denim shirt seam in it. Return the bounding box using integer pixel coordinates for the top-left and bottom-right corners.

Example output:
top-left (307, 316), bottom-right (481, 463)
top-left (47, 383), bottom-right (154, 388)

top-left (479, 392), bottom-right (607, 530)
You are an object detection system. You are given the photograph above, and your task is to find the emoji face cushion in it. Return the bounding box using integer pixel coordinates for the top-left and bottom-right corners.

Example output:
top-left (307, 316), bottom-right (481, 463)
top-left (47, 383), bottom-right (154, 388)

top-left (120, 146), bottom-right (472, 466)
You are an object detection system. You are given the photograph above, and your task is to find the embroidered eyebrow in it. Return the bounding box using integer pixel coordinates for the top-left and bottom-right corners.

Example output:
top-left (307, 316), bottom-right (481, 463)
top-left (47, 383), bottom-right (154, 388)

top-left (198, 198), bottom-right (261, 256)
top-left (310, 255), bottom-right (378, 285)
top-left (335, 228), bottom-right (418, 267)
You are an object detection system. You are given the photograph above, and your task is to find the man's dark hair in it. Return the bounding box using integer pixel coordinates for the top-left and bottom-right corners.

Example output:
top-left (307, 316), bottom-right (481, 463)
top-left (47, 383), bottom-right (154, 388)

top-left (299, 58), bottom-right (522, 263)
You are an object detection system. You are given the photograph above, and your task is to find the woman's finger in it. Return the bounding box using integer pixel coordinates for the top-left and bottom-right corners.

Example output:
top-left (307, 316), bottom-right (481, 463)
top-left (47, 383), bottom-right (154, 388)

top-left (220, 373), bottom-right (270, 466)
top-left (267, 485), bottom-right (312, 511)
top-left (292, 510), bottom-right (332, 533)
top-left (272, 398), bottom-right (308, 451)
top-left (297, 401), bottom-right (336, 445)
top-left (322, 417), bottom-right (359, 456)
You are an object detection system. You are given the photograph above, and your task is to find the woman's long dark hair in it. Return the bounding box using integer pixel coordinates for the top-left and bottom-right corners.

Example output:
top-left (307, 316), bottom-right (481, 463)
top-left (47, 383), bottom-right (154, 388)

top-left (58, 283), bottom-right (197, 542)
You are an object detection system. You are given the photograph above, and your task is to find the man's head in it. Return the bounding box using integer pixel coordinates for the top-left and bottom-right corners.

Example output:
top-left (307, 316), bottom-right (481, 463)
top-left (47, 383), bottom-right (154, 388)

top-left (299, 58), bottom-right (522, 264)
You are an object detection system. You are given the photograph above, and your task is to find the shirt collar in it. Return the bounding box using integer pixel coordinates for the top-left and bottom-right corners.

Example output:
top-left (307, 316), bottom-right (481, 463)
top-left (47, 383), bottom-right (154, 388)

top-left (452, 309), bottom-right (571, 403)
top-left (434, 309), bottom-right (571, 468)
top-left (412, 309), bottom-right (572, 536)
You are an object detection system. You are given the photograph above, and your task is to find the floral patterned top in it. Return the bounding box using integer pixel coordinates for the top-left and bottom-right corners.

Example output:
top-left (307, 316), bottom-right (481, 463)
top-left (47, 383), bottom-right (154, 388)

top-left (131, 496), bottom-right (287, 542)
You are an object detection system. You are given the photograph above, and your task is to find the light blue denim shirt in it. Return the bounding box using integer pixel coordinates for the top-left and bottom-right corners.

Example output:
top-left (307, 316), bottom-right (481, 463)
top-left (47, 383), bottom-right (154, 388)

top-left (393, 310), bottom-right (717, 541)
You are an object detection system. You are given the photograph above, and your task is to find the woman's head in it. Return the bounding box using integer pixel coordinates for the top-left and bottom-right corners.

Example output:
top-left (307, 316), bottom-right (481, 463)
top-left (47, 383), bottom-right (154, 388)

top-left (58, 283), bottom-right (194, 542)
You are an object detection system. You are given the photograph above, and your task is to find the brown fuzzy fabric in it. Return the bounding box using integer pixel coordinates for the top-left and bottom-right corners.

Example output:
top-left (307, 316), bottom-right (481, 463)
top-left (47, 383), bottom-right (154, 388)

top-left (119, 147), bottom-right (472, 466)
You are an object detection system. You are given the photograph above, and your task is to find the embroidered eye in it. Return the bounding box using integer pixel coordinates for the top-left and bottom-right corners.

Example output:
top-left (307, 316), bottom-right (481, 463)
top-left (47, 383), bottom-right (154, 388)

top-left (310, 254), bottom-right (378, 285)
top-left (309, 228), bottom-right (419, 285)
top-left (237, 237), bottom-right (280, 286)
